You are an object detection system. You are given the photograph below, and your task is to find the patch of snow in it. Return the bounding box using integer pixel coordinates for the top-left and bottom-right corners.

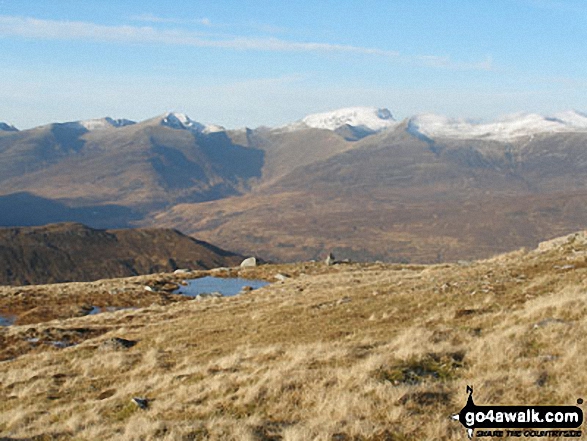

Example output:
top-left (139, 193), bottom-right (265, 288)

top-left (202, 124), bottom-right (226, 134)
top-left (550, 110), bottom-right (587, 128)
top-left (408, 111), bottom-right (587, 141)
top-left (161, 112), bottom-right (205, 132)
top-left (78, 117), bottom-right (136, 131)
top-left (282, 107), bottom-right (398, 133)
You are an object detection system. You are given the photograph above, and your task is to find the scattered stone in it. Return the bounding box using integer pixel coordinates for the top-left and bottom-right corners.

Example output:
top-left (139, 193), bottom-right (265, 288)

top-left (275, 273), bottom-right (289, 282)
top-left (553, 264), bottom-right (575, 271)
top-left (325, 253), bottom-right (335, 266)
top-left (195, 292), bottom-right (223, 300)
top-left (533, 318), bottom-right (567, 329)
top-left (144, 286), bottom-right (156, 292)
top-left (240, 257), bottom-right (257, 268)
top-left (173, 269), bottom-right (190, 274)
top-left (211, 267), bottom-right (229, 273)
top-left (132, 397), bottom-right (148, 409)
top-left (49, 341), bottom-right (72, 349)
top-left (100, 337), bottom-right (138, 351)
top-left (157, 282), bottom-right (179, 292)
top-left (538, 354), bottom-right (559, 362)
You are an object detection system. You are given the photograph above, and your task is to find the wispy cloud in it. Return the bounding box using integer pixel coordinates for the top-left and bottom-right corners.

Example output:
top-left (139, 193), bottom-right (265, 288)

top-left (132, 13), bottom-right (291, 36)
top-left (417, 55), bottom-right (493, 71)
top-left (0, 15), bottom-right (399, 57)
top-left (0, 15), bottom-right (493, 70)
top-left (131, 13), bottom-right (212, 27)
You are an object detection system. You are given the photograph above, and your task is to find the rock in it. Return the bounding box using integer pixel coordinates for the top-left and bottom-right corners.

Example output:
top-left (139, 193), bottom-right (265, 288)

top-left (325, 253), bottom-right (335, 266)
top-left (336, 296), bottom-right (352, 305)
top-left (158, 282), bottom-right (179, 292)
top-left (144, 286), bottom-right (156, 292)
top-left (173, 269), bottom-right (190, 274)
top-left (195, 292), bottom-right (223, 300)
top-left (533, 318), bottom-right (567, 329)
top-left (100, 337), bottom-right (138, 351)
top-left (240, 257), bottom-right (257, 268)
top-left (211, 267), bottom-right (229, 273)
top-left (553, 264), bottom-right (575, 271)
top-left (275, 273), bottom-right (289, 282)
top-left (132, 397), bottom-right (148, 409)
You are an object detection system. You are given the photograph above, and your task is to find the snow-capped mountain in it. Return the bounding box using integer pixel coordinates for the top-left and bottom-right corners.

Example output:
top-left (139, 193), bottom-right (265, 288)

top-left (158, 112), bottom-right (228, 134)
top-left (161, 112), bottom-right (206, 132)
top-left (78, 117), bottom-right (136, 131)
top-left (284, 107), bottom-right (397, 133)
top-left (0, 122), bottom-right (18, 132)
top-left (408, 111), bottom-right (587, 142)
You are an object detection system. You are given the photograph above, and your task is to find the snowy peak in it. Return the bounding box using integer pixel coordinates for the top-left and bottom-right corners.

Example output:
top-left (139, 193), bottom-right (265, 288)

top-left (549, 110), bottom-right (587, 128)
top-left (202, 124), bottom-right (226, 134)
top-left (161, 112), bottom-right (206, 132)
top-left (297, 107), bottom-right (397, 132)
top-left (408, 111), bottom-right (587, 141)
top-left (0, 122), bottom-right (18, 132)
top-left (78, 117), bottom-right (136, 131)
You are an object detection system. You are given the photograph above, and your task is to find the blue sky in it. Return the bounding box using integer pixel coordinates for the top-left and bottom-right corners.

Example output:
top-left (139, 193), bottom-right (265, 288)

top-left (1, 0), bottom-right (586, 129)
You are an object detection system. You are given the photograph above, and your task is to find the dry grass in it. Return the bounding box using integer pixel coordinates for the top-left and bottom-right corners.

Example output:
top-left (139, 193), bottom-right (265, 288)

top-left (1, 232), bottom-right (587, 439)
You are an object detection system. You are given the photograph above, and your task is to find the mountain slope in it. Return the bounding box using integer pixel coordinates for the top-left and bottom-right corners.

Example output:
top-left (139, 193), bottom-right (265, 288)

top-left (153, 123), bottom-right (587, 262)
top-left (1, 231), bottom-right (587, 439)
top-left (295, 106), bottom-right (397, 132)
top-left (408, 110), bottom-right (587, 141)
top-left (0, 114), bottom-right (265, 215)
top-left (2, 109), bottom-right (587, 264)
top-left (0, 223), bottom-right (244, 285)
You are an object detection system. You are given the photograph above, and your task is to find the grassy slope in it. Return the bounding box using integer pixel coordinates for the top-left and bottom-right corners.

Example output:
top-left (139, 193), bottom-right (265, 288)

top-left (1, 232), bottom-right (587, 440)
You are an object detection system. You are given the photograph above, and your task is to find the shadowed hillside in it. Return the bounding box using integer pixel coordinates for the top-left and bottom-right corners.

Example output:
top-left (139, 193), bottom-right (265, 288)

top-left (0, 192), bottom-right (142, 228)
top-left (0, 116), bottom-right (265, 210)
top-left (0, 223), bottom-right (244, 285)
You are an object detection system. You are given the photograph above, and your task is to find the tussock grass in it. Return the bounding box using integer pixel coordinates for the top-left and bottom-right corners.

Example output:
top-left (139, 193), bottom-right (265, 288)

top-left (1, 232), bottom-right (587, 439)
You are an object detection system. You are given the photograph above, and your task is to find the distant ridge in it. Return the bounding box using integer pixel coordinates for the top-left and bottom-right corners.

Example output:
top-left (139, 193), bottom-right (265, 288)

top-left (2, 108), bottom-right (587, 265)
top-left (0, 223), bottom-right (245, 285)
top-left (0, 122), bottom-right (18, 132)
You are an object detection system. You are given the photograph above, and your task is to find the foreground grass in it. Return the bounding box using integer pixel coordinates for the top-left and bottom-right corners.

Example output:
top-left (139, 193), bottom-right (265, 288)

top-left (1, 232), bottom-right (587, 440)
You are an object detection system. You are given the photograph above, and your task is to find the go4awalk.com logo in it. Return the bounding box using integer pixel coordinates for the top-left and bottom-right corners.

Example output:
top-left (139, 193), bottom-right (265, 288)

top-left (451, 386), bottom-right (583, 439)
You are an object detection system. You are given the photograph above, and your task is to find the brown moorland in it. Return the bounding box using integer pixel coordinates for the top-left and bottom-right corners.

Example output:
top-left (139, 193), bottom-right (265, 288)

top-left (1, 231), bottom-right (586, 439)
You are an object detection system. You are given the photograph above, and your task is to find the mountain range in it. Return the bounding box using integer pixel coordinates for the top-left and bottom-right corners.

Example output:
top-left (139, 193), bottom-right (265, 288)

top-left (2, 107), bottom-right (587, 263)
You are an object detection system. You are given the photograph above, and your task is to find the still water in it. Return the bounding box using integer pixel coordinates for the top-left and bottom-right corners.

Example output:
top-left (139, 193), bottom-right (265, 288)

top-left (173, 276), bottom-right (269, 297)
top-left (0, 314), bottom-right (15, 326)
